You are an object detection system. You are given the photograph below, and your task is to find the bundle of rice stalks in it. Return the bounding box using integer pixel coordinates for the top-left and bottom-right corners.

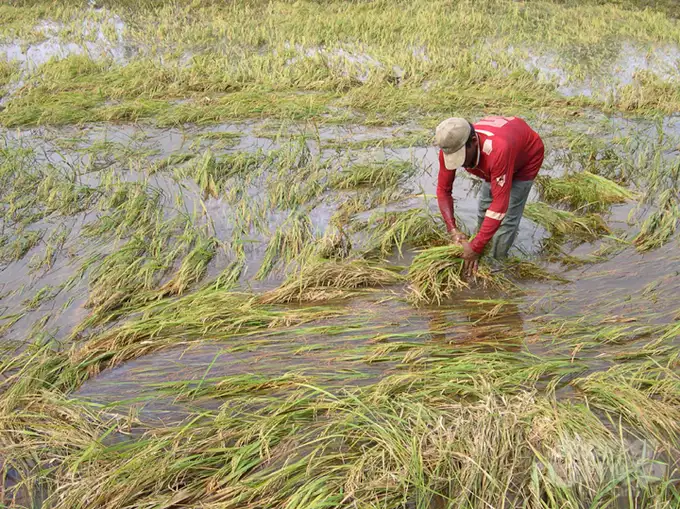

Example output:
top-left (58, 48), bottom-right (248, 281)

top-left (258, 259), bottom-right (402, 304)
top-left (633, 189), bottom-right (679, 251)
top-left (407, 245), bottom-right (513, 305)
top-left (535, 172), bottom-right (635, 212)
top-left (366, 209), bottom-right (449, 256)
top-left (524, 202), bottom-right (610, 240)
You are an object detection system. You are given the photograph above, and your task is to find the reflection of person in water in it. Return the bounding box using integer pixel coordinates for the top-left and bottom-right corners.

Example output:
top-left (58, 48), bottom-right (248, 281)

top-left (427, 299), bottom-right (525, 349)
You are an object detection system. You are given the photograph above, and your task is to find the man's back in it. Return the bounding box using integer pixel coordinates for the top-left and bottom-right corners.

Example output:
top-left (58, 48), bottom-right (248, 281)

top-left (470, 116), bottom-right (544, 181)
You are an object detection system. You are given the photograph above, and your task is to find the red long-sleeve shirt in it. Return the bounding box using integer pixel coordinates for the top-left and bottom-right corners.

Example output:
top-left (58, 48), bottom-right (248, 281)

top-left (436, 116), bottom-right (544, 254)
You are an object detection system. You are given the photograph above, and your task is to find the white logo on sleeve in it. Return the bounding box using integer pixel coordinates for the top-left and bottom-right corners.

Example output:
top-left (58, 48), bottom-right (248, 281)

top-left (482, 139), bottom-right (493, 155)
top-left (496, 174), bottom-right (506, 187)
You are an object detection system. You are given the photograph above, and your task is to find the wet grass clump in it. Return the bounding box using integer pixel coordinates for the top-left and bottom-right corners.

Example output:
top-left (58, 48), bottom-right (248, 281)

top-left (259, 259), bottom-right (402, 304)
top-left (365, 208), bottom-right (449, 256)
top-left (524, 202), bottom-right (611, 241)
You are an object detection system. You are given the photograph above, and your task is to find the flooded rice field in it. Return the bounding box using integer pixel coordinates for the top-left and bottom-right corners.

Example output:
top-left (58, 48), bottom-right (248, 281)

top-left (1, 1), bottom-right (680, 508)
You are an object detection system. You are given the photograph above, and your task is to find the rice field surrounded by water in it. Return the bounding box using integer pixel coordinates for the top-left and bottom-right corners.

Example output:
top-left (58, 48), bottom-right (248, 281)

top-left (1, 1), bottom-right (680, 507)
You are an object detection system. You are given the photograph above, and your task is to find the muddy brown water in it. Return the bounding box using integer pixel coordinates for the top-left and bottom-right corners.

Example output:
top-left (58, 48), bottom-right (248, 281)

top-left (2, 14), bottom-right (680, 505)
top-left (1, 118), bottom-right (677, 382)
top-left (0, 117), bottom-right (679, 509)
top-left (0, 127), bottom-right (549, 350)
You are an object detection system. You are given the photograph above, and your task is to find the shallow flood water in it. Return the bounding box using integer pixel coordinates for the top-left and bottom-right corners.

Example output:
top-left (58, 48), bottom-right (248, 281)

top-left (1, 117), bottom-right (677, 395)
top-left (2, 5), bottom-right (680, 506)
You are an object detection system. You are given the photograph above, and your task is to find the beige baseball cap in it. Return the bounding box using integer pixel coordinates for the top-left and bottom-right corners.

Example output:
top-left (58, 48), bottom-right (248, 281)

top-left (435, 117), bottom-right (471, 170)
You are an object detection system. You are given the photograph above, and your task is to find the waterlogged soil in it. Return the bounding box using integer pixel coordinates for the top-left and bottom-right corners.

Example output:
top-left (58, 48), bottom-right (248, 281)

top-left (507, 42), bottom-right (680, 99)
top-left (0, 111), bottom-right (679, 508)
top-left (1, 10), bottom-right (679, 108)
top-left (1, 116), bottom-right (677, 347)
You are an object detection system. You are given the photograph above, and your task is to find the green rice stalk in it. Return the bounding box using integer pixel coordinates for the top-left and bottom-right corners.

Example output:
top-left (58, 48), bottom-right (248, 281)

top-left (365, 209), bottom-right (449, 256)
top-left (213, 246), bottom-right (247, 290)
top-left (158, 236), bottom-right (218, 297)
top-left (0, 229), bottom-right (43, 264)
top-left (503, 258), bottom-right (569, 282)
top-left (256, 213), bottom-right (314, 280)
top-left (407, 245), bottom-right (513, 305)
top-left (524, 202), bottom-right (610, 240)
top-left (633, 189), bottom-right (679, 251)
top-left (330, 161), bottom-right (415, 190)
top-left (69, 290), bottom-right (342, 375)
top-left (192, 149), bottom-right (263, 199)
top-left (535, 171), bottom-right (635, 212)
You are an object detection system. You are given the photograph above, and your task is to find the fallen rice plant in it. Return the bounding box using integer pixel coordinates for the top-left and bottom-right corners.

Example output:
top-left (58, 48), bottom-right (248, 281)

top-left (258, 259), bottom-right (402, 304)
top-left (524, 201), bottom-right (610, 241)
top-left (633, 189), bottom-right (680, 251)
top-left (535, 171), bottom-right (635, 212)
top-left (256, 212), bottom-right (315, 280)
top-left (190, 149), bottom-right (264, 199)
top-left (0, 229), bottom-right (43, 264)
top-left (503, 258), bottom-right (570, 282)
top-left (330, 161), bottom-right (415, 190)
top-left (316, 225), bottom-right (352, 260)
top-left (69, 289), bottom-right (344, 375)
top-left (365, 208), bottom-right (449, 256)
top-left (158, 234), bottom-right (218, 297)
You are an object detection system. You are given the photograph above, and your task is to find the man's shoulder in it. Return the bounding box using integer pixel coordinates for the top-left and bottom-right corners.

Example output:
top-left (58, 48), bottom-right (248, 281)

top-left (478, 133), bottom-right (511, 159)
top-left (474, 116), bottom-right (528, 134)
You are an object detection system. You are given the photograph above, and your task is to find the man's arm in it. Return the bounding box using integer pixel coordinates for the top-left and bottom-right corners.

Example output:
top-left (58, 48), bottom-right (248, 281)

top-left (436, 150), bottom-right (465, 240)
top-left (469, 147), bottom-right (515, 254)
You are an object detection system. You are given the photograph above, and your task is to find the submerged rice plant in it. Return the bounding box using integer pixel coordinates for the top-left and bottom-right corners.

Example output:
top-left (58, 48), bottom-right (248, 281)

top-left (213, 244), bottom-right (247, 290)
top-left (503, 258), bottom-right (569, 282)
top-left (256, 212), bottom-right (315, 280)
top-left (330, 161), bottom-right (415, 190)
top-left (0, 229), bottom-right (43, 264)
top-left (191, 149), bottom-right (264, 199)
top-left (365, 208), bottom-right (449, 256)
top-left (158, 234), bottom-right (218, 297)
top-left (316, 224), bottom-right (352, 260)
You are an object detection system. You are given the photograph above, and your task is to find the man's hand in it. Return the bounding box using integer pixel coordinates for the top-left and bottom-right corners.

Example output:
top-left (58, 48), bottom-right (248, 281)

top-left (461, 241), bottom-right (480, 277)
top-left (449, 228), bottom-right (468, 244)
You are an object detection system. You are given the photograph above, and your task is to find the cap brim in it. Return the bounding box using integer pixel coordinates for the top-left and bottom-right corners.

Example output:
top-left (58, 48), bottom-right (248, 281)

top-left (442, 146), bottom-right (466, 170)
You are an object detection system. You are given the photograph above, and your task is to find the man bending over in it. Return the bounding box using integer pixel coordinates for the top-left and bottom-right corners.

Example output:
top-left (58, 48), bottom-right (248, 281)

top-left (435, 116), bottom-right (544, 274)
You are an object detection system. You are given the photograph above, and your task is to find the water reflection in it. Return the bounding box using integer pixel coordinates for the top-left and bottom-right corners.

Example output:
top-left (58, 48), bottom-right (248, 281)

top-left (426, 300), bottom-right (525, 349)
